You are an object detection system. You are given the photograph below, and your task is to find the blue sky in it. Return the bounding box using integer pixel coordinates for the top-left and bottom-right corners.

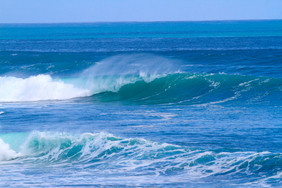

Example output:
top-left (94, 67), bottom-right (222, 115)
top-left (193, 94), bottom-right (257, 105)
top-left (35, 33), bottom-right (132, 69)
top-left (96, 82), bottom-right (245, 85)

top-left (0, 0), bottom-right (282, 23)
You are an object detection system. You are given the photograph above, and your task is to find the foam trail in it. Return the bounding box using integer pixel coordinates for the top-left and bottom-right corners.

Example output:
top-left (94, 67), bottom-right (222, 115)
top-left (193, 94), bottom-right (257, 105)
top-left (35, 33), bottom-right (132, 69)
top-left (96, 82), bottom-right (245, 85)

top-left (0, 75), bottom-right (89, 102)
top-left (0, 138), bottom-right (21, 161)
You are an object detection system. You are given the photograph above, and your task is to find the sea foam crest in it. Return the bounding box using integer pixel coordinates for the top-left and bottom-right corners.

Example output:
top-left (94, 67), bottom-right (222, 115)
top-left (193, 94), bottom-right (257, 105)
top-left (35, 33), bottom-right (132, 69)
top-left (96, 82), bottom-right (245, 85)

top-left (0, 138), bottom-right (21, 161)
top-left (0, 74), bottom-right (89, 102)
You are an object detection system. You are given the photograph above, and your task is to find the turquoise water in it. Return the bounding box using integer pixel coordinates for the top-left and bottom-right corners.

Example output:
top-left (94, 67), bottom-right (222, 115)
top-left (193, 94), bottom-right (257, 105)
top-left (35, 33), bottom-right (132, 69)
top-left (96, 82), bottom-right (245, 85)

top-left (0, 20), bottom-right (281, 187)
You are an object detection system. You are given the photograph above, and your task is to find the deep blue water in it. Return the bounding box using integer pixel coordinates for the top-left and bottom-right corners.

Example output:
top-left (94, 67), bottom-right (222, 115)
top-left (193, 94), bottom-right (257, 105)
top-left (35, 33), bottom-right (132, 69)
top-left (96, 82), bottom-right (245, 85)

top-left (0, 20), bottom-right (281, 187)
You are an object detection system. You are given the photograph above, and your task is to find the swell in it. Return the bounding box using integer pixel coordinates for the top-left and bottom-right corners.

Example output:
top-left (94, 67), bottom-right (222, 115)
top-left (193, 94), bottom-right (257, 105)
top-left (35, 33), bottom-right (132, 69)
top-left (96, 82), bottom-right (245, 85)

top-left (0, 131), bottom-right (281, 184)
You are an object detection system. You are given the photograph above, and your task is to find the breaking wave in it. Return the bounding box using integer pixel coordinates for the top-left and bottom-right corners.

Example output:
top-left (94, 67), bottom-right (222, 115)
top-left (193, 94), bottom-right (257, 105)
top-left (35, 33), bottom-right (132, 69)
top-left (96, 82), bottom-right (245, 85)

top-left (0, 54), bottom-right (281, 105)
top-left (0, 131), bottom-right (281, 185)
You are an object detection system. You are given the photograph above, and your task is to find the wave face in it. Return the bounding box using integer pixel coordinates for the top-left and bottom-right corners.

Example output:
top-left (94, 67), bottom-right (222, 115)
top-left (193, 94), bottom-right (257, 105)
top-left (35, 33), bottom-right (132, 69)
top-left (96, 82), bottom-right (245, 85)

top-left (0, 131), bottom-right (281, 186)
top-left (0, 54), bottom-right (280, 105)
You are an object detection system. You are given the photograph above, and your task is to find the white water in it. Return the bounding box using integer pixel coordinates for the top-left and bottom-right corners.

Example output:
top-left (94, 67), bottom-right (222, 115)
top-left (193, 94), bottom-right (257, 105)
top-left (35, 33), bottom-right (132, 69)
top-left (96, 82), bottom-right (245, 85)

top-left (1, 131), bottom-right (279, 180)
top-left (0, 138), bottom-right (21, 161)
top-left (0, 74), bottom-right (90, 102)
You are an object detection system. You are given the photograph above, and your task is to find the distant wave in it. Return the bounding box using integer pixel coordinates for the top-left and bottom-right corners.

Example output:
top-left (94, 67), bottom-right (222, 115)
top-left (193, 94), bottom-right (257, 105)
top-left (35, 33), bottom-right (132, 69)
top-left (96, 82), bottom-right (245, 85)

top-left (0, 131), bottom-right (281, 186)
top-left (0, 54), bottom-right (281, 104)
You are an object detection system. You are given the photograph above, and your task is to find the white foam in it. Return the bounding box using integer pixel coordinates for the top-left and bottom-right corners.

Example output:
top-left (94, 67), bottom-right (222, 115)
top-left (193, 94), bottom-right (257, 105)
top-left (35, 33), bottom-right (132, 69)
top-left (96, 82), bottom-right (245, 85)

top-left (0, 75), bottom-right (90, 102)
top-left (0, 138), bottom-right (21, 161)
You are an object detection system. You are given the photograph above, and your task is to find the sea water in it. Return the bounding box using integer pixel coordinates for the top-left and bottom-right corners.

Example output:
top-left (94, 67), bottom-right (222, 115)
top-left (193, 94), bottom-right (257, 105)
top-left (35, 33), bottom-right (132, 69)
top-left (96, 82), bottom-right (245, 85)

top-left (0, 21), bottom-right (281, 187)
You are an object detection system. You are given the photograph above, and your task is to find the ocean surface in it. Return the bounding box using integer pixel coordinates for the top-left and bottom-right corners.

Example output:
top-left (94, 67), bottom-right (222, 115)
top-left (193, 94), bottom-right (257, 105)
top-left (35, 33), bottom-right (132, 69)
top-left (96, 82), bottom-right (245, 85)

top-left (0, 20), bottom-right (281, 187)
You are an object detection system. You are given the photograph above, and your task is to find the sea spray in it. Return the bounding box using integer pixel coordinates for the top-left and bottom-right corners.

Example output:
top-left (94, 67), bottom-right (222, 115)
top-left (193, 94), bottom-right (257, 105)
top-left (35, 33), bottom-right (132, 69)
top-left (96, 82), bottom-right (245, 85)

top-left (75, 54), bottom-right (182, 94)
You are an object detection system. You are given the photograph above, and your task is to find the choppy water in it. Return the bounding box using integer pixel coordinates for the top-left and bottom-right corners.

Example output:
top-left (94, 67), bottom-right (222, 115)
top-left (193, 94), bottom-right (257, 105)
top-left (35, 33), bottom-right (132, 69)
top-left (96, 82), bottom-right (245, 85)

top-left (0, 21), bottom-right (281, 187)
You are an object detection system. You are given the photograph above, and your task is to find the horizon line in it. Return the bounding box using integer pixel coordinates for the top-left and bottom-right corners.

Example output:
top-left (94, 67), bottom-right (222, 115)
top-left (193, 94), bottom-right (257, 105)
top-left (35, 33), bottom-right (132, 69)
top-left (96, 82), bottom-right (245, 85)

top-left (1, 18), bottom-right (282, 25)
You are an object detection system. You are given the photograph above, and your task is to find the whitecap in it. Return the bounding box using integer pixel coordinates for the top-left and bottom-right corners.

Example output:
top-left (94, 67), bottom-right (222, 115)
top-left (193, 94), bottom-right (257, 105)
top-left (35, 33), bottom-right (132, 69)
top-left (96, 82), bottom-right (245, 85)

top-left (0, 138), bottom-right (21, 161)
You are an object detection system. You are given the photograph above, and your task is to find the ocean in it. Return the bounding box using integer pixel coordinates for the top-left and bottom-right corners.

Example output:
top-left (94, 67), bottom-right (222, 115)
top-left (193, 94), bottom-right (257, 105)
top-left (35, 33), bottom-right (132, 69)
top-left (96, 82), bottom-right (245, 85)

top-left (0, 20), bottom-right (281, 187)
